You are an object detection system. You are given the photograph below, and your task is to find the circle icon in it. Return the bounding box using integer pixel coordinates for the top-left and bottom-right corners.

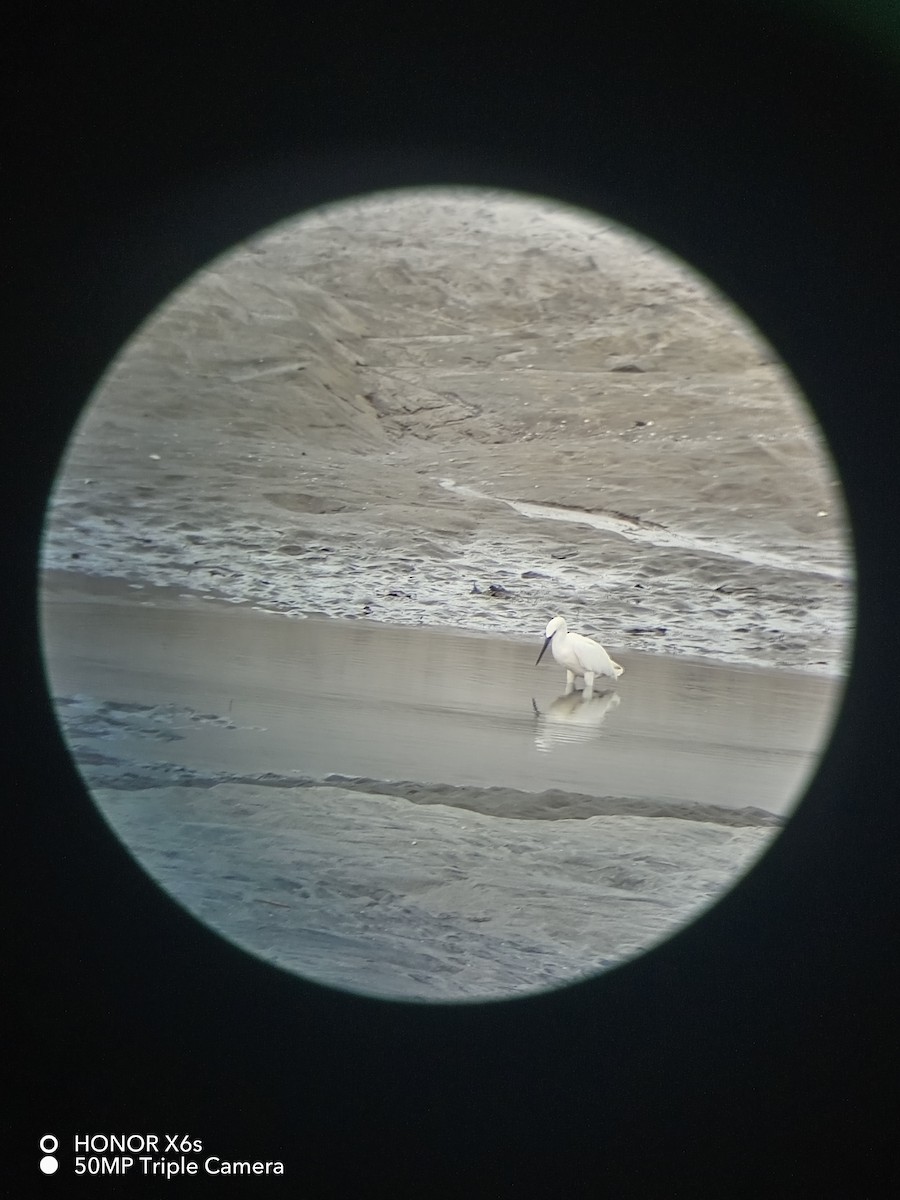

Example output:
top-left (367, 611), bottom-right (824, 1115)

top-left (40, 1156), bottom-right (59, 1175)
top-left (39, 1135), bottom-right (58, 1154)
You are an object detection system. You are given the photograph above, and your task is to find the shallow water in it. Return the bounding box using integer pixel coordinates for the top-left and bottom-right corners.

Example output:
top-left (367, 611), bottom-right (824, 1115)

top-left (41, 577), bottom-right (844, 818)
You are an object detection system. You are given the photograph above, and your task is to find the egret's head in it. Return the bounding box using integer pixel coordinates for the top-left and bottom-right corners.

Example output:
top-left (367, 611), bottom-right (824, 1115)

top-left (536, 616), bottom-right (566, 666)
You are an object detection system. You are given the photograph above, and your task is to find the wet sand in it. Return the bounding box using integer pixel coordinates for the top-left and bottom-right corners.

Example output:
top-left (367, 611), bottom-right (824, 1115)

top-left (42, 574), bottom-right (837, 1000)
top-left (43, 573), bottom-right (837, 819)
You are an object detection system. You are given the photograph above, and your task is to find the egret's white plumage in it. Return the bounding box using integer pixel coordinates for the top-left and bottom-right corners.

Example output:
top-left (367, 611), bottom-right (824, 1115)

top-left (536, 615), bottom-right (623, 697)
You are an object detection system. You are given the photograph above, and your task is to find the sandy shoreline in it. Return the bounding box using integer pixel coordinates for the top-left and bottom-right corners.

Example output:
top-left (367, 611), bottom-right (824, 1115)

top-left (42, 570), bottom-right (836, 818)
top-left (43, 575), bottom-right (825, 1002)
top-left (90, 779), bottom-right (774, 1001)
top-left (52, 681), bottom-right (780, 999)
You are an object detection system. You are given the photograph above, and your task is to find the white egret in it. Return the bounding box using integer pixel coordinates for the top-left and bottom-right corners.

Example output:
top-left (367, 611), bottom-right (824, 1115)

top-left (535, 615), bottom-right (624, 698)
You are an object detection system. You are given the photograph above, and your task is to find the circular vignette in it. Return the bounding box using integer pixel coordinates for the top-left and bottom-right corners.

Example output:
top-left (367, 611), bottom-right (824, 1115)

top-left (11, 11), bottom-right (900, 1190)
top-left (38, 182), bottom-right (854, 1002)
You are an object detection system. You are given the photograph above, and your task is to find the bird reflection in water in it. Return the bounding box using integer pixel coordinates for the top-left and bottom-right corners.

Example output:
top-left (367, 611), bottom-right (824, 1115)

top-left (531, 689), bottom-right (622, 753)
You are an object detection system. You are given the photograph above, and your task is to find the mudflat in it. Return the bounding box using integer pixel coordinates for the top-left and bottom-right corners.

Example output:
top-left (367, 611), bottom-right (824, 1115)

top-left (40, 189), bottom-right (855, 1000)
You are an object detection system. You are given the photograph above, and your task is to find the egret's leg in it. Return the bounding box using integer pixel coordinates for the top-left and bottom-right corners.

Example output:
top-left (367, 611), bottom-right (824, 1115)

top-left (583, 671), bottom-right (595, 700)
top-left (564, 670), bottom-right (575, 695)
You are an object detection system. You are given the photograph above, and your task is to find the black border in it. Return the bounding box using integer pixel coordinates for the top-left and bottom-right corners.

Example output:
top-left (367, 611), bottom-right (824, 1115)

top-left (8, 4), bottom-right (900, 1192)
